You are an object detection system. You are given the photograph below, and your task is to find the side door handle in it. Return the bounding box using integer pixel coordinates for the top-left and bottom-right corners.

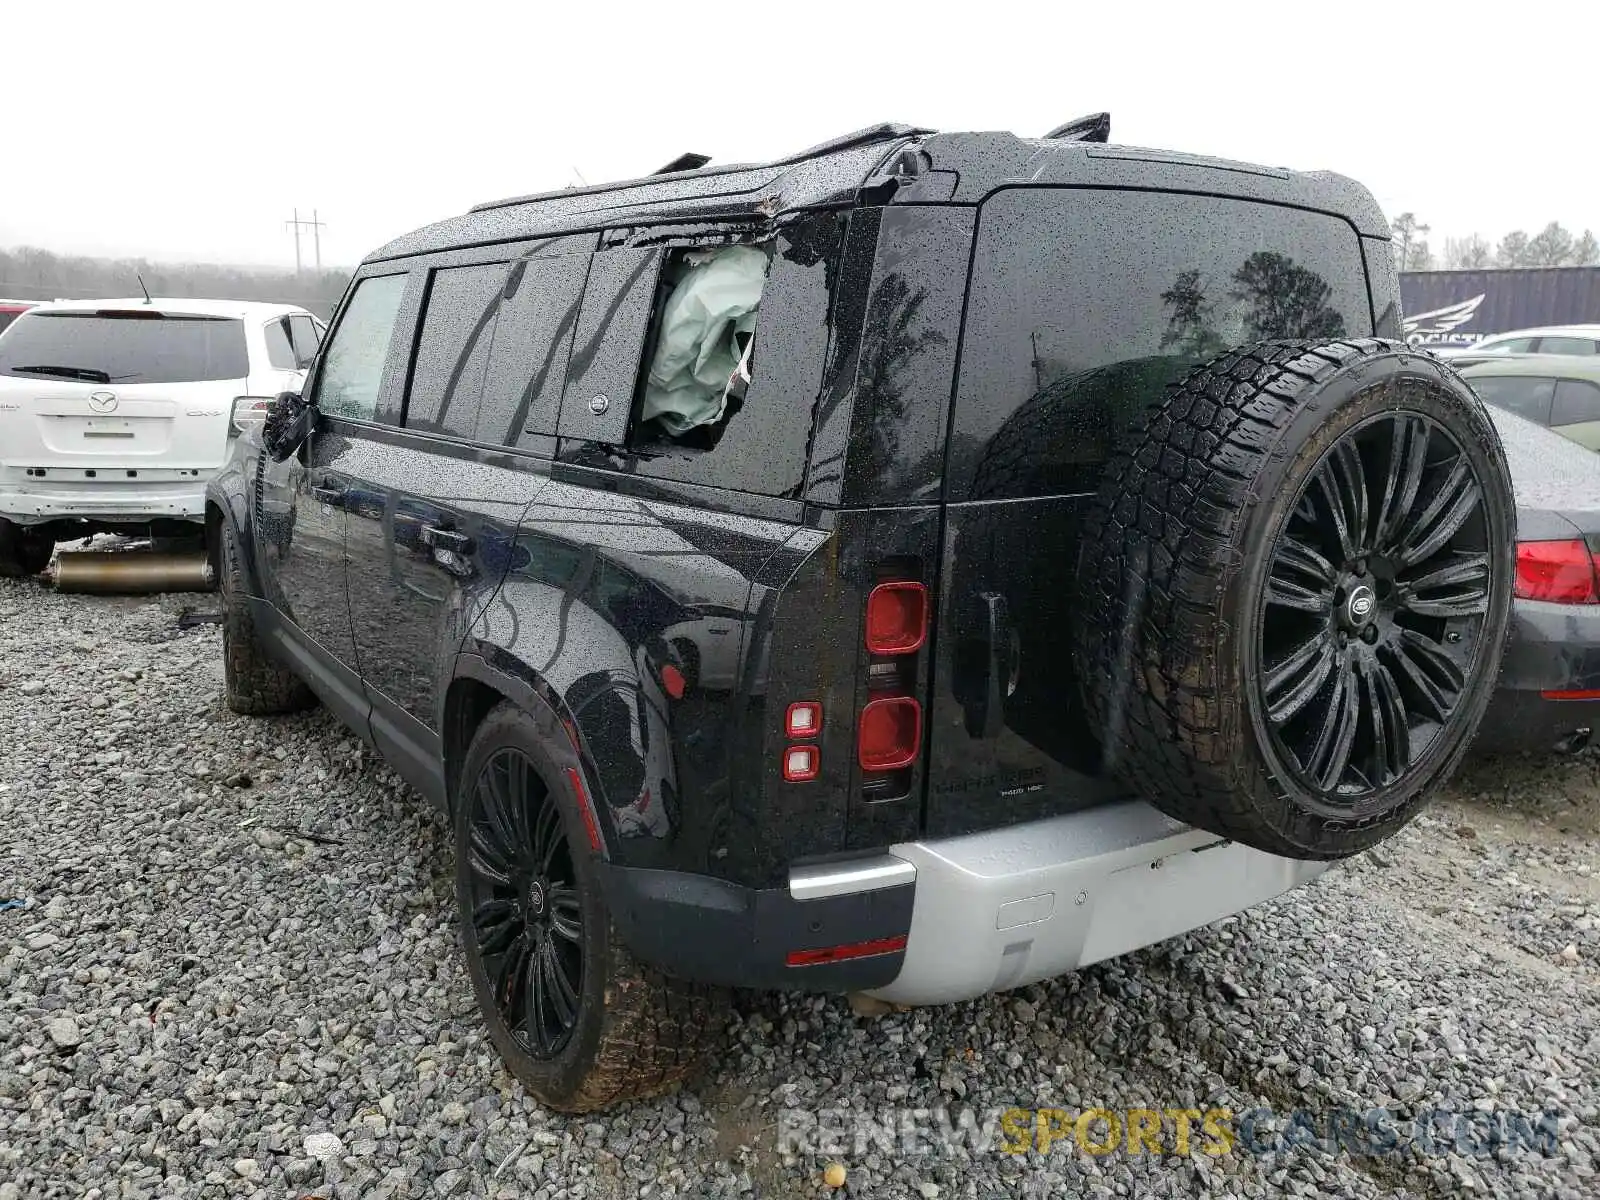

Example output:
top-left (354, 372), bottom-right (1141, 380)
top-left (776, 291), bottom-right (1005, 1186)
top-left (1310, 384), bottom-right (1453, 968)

top-left (420, 525), bottom-right (473, 555)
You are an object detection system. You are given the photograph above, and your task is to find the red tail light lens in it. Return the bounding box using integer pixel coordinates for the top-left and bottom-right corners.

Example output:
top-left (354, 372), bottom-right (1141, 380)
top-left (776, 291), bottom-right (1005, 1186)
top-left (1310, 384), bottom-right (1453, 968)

top-left (858, 696), bottom-right (922, 771)
top-left (865, 582), bottom-right (928, 655)
top-left (785, 934), bottom-right (907, 967)
top-left (1514, 540), bottom-right (1599, 604)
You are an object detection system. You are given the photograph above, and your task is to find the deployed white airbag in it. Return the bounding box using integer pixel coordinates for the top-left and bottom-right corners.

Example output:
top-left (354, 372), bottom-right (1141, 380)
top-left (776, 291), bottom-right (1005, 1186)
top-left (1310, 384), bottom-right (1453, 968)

top-left (640, 244), bottom-right (766, 436)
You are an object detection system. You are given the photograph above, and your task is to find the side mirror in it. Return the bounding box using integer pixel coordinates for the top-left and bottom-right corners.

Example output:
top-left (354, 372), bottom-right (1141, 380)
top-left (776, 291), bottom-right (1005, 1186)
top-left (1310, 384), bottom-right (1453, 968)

top-left (263, 391), bottom-right (313, 462)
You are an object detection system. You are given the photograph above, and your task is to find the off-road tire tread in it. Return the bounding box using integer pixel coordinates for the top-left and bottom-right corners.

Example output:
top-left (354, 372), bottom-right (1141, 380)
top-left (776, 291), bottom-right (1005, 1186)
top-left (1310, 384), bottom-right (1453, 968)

top-left (219, 520), bottom-right (314, 715)
top-left (459, 702), bottom-right (726, 1114)
top-left (549, 933), bottom-right (726, 1113)
top-left (1075, 338), bottom-right (1511, 858)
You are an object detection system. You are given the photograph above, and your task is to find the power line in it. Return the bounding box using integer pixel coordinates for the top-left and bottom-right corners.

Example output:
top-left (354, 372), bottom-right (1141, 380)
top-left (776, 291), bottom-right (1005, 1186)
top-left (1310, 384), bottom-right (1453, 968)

top-left (284, 208), bottom-right (328, 274)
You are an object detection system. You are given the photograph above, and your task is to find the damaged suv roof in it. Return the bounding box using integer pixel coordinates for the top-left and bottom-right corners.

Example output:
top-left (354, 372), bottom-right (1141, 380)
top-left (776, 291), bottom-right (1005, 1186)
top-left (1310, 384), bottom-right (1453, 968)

top-left (366, 124), bottom-right (1391, 264)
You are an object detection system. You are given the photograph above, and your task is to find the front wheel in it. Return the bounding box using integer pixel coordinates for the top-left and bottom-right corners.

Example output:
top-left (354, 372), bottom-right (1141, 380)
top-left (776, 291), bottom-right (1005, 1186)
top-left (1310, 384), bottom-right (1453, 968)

top-left (454, 702), bottom-right (725, 1112)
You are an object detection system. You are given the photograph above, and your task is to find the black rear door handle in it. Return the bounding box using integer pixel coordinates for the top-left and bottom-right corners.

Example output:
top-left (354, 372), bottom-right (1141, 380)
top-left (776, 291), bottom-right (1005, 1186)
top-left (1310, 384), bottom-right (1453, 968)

top-left (976, 592), bottom-right (1018, 740)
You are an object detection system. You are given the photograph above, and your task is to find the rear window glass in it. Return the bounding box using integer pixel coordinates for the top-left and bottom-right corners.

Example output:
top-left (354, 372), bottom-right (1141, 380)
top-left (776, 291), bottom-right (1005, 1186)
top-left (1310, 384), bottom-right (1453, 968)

top-left (0, 312), bottom-right (249, 384)
top-left (951, 189), bottom-right (1373, 500)
top-left (1468, 375), bottom-right (1555, 424)
top-left (0, 311), bottom-right (24, 336)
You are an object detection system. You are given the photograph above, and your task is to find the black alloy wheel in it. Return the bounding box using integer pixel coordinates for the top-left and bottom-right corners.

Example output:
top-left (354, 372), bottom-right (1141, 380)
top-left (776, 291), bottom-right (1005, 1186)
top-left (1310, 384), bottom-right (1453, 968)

top-left (1259, 412), bottom-right (1489, 804)
top-left (463, 747), bottom-right (585, 1058)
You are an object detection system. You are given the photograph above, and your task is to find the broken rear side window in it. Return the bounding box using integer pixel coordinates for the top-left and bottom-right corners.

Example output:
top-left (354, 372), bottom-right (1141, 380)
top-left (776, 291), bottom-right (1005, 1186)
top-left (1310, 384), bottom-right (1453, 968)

top-left (632, 243), bottom-right (770, 450)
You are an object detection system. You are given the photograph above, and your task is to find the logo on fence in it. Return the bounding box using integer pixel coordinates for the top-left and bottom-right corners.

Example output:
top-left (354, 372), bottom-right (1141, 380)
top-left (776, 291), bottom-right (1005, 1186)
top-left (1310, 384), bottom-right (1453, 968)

top-left (1403, 294), bottom-right (1485, 347)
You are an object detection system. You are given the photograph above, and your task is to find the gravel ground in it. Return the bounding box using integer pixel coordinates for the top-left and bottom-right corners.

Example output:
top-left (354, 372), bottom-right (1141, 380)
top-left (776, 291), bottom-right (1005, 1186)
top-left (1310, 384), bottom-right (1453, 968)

top-left (1, 574), bottom-right (1597, 1199)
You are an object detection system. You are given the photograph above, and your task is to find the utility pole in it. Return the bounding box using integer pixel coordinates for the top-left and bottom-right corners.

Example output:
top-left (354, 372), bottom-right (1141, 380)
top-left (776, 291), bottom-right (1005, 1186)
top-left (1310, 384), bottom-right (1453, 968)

top-left (284, 208), bottom-right (328, 274)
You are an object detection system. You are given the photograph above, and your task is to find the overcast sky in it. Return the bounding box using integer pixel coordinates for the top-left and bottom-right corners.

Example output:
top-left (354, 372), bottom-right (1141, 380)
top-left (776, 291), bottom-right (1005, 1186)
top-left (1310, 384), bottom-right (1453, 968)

top-left (4, 2), bottom-right (1595, 268)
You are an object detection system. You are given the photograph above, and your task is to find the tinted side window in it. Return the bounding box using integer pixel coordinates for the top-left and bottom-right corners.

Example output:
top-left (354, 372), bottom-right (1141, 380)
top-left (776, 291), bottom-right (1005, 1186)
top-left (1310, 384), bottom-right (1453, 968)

top-left (1469, 375), bottom-right (1555, 424)
top-left (479, 252), bottom-right (590, 445)
top-left (1482, 337), bottom-right (1535, 354)
top-left (263, 318), bottom-right (297, 370)
top-left (558, 213), bottom-right (844, 498)
top-left (1536, 336), bottom-right (1598, 356)
top-left (287, 314), bottom-right (321, 367)
top-left (1553, 378), bottom-right (1600, 425)
top-left (405, 263), bottom-right (509, 438)
top-left (952, 190), bottom-right (1372, 500)
top-left (315, 274), bottom-right (408, 420)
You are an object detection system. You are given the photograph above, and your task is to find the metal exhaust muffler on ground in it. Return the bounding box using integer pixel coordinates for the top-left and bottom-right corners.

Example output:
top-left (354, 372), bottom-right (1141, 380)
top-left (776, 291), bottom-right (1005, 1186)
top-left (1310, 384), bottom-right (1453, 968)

top-left (48, 551), bottom-right (215, 595)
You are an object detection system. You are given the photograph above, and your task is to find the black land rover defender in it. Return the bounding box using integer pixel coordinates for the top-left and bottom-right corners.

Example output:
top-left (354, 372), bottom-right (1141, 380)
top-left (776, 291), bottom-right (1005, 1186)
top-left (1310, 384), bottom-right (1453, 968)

top-left (207, 117), bottom-right (1515, 1112)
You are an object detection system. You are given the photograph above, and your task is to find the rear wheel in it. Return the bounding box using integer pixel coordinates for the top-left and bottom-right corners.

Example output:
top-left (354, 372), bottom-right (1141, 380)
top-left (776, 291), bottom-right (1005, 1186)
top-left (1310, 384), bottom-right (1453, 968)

top-left (1076, 339), bottom-right (1515, 859)
top-left (0, 519), bottom-right (53, 578)
top-left (219, 518), bottom-right (314, 715)
top-left (455, 702), bottom-right (724, 1112)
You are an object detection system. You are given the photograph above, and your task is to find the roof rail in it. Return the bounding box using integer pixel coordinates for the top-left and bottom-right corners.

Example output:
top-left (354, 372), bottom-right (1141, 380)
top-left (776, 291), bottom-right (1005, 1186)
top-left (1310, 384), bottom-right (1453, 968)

top-left (470, 122), bottom-right (933, 214)
top-left (1044, 112), bottom-right (1110, 143)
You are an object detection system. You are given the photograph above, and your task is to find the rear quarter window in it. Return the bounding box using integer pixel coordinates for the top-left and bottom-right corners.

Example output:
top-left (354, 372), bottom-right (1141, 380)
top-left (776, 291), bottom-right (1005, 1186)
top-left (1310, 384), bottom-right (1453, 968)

top-left (1552, 378), bottom-right (1600, 426)
top-left (950, 189), bottom-right (1373, 500)
top-left (0, 312), bottom-right (249, 384)
top-left (1468, 375), bottom-right (1555, 424)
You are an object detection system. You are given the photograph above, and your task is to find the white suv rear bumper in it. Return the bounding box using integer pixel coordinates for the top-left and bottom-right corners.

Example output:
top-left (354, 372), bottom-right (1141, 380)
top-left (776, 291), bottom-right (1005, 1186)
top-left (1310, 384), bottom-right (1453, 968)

top-left (0, 475), bottom-right (210, 525)
top-left (854, 802), bottom-right (1329, 1006)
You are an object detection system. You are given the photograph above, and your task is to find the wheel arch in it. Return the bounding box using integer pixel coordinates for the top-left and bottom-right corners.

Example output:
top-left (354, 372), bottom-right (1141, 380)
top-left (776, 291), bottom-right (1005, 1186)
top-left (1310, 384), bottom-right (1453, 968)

top-left (204, 473), bottom-right (256, 593)
top-left (444, 651), bottom-right (605, 853)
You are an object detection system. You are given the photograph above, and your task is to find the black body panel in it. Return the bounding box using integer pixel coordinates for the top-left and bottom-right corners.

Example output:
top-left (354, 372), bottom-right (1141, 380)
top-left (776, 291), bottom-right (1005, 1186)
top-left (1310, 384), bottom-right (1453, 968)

top-left (597, 864), bottom-right (913, 991)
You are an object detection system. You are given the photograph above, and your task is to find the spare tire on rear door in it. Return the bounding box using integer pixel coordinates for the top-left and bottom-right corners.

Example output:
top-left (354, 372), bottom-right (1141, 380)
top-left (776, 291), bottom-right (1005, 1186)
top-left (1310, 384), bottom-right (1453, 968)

top-left (1075, 338), bottom-right (1515, 860)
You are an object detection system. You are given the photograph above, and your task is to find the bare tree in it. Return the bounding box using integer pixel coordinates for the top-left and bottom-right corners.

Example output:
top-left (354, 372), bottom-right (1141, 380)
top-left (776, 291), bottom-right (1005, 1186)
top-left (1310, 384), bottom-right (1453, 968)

top-left (1391, 213), bottom-right (1432, 271)
top-left (1571, 230), bottom-right (1600, 266)
top-left (1442, 235), bottom-right (1492, 270)
top-left (0, 244), bottom-right (350, 318)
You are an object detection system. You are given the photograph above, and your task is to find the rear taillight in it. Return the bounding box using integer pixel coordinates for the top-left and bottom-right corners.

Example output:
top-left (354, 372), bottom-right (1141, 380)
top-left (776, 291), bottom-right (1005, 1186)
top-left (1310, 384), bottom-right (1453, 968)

top-left (785, 934), bottom-right (907, 968)
top-left (780, 701), bottom-right (823, 782)
top-left (783, 745), bottom-right (819, 782)
top-left (230, 396), bottom-right (275, 437)
top-left (785, 702), bottom-right (822, 738)
top-left (1514, 540), bottom-right (1600, 604)
top-left (865, 582), bottom-right (928, 654)
top-left (858, 695), bottom-right (922, 771)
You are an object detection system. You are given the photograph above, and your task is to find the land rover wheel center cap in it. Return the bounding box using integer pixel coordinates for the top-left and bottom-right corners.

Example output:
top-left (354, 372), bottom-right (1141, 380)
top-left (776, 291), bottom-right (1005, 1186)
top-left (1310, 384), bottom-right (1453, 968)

top-left (1344, 584), bottom-right (1377, 627)
top-left (526, 880), bottom-right (546, 917)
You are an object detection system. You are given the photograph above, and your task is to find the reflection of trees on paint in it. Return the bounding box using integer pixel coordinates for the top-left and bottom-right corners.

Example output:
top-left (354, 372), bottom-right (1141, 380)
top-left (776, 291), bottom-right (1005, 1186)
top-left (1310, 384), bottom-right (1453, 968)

top-left (1231, 252), bottom-right (1347, 340)
top-left (1160, 269), bottom-right (1229, 359)
top-left (1161, 254), bottom-right (1346, 356)
top-left (856, 273), bottom-right (949, 486)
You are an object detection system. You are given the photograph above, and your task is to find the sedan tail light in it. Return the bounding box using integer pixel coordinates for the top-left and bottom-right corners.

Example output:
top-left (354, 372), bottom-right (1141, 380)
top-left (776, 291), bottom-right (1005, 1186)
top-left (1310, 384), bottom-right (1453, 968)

top-left (230, 396), bottom-right (276, 437)
top-left (1514, 539), bottom-right (1600, 604)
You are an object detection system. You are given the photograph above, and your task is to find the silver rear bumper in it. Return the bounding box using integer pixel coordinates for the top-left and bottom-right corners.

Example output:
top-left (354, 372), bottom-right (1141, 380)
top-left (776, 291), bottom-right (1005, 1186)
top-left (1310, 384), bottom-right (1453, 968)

top-left (851, 802), bottom-right (1328, 1006)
